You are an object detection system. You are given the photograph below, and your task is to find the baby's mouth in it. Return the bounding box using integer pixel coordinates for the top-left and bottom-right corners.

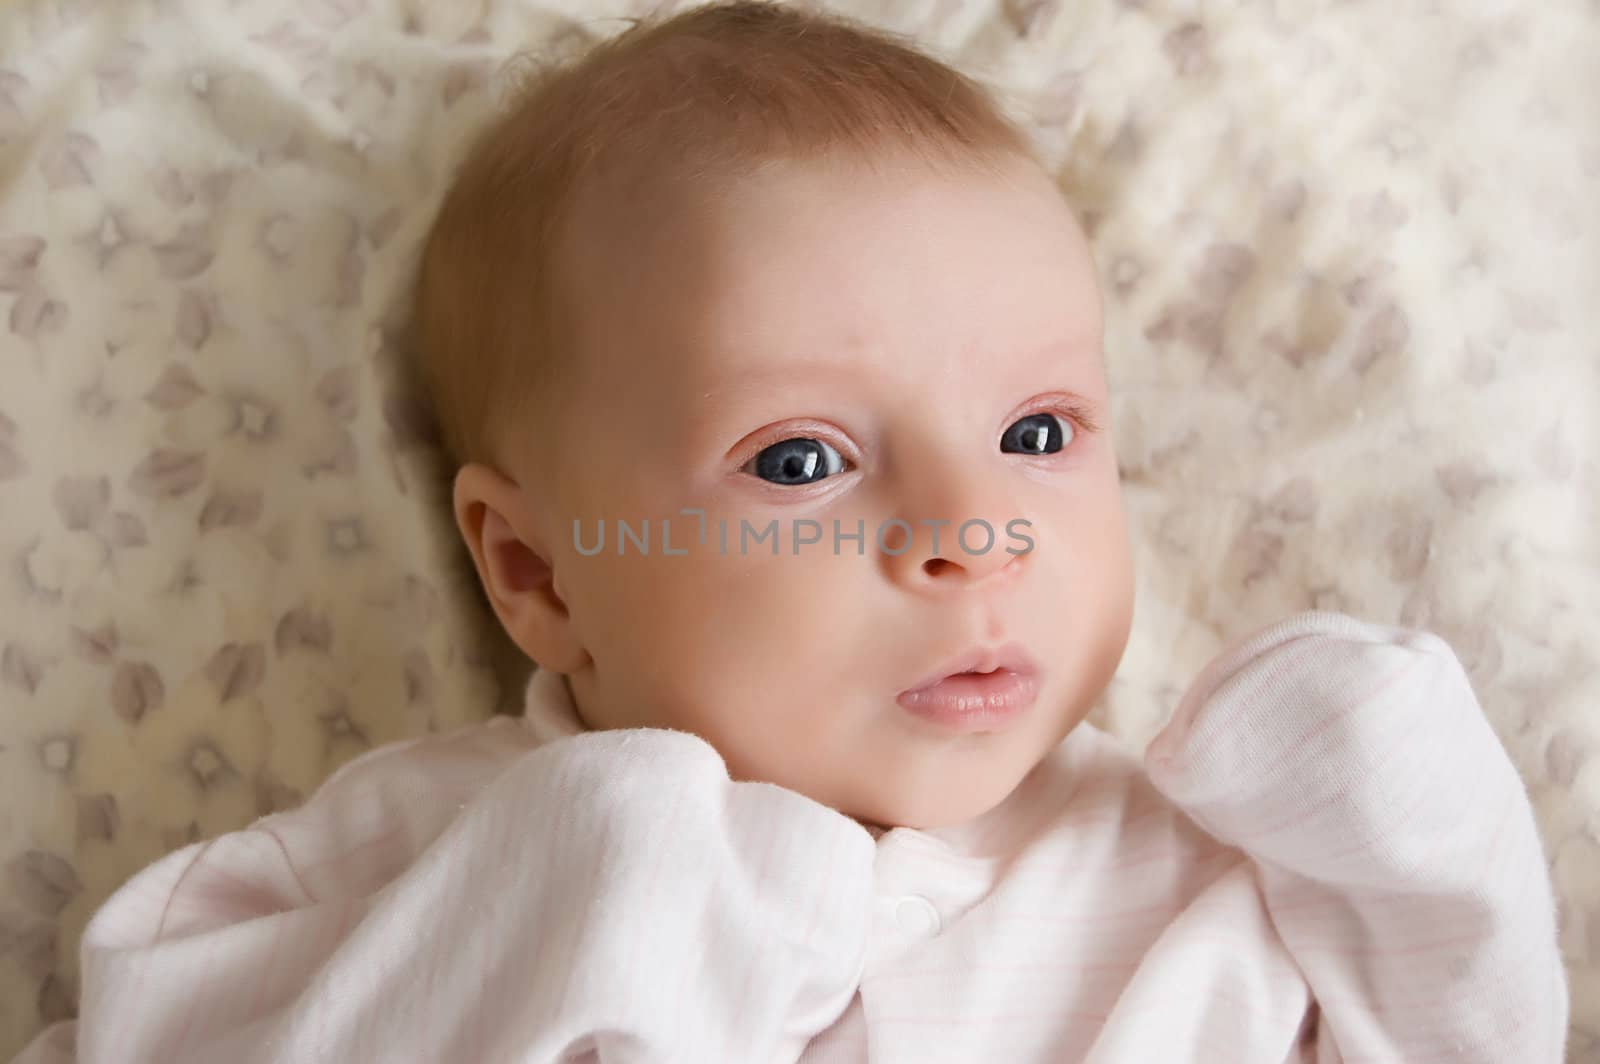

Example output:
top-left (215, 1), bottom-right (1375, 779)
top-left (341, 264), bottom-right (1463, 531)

top-left (897, 642), bottom-right (1038, 697)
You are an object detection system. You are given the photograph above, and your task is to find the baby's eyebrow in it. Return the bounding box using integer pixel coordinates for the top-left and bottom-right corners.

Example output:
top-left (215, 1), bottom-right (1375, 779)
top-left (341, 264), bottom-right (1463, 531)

top-left (707, 359), bottom-right (880, 395)
top-left (705, 335), bottom-right (1099, 395)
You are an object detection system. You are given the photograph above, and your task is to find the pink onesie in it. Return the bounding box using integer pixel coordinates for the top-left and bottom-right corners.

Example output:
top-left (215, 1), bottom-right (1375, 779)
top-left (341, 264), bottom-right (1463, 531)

top-left (11, 610), bottom-right (1569, 1062)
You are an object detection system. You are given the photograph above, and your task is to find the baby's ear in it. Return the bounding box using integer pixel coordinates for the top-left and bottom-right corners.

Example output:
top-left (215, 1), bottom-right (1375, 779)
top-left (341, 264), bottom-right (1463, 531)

top-left (452, 463), bottom-right (589, 673)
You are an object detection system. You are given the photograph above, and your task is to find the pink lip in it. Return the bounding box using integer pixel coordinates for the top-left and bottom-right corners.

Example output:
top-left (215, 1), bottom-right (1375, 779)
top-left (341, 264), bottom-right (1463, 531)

top-left (896, 643), bottom-right (1039, 731)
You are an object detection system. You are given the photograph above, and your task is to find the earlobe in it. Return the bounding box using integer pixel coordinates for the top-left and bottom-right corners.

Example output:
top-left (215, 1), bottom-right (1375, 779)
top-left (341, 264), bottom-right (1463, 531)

top-left (452, 463), bottom-right (590, 673)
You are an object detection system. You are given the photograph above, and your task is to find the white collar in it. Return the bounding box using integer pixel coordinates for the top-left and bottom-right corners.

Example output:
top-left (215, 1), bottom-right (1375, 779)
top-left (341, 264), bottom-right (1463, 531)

top-left (520, 666), bottom-right (589, 746)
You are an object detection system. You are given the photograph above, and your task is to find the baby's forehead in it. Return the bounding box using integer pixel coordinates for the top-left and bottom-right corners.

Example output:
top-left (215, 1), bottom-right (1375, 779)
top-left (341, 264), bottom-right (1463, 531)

top-left (550, 150), bottom-right (1105, 389)
top-left (568, 144), bottom-right (1074, 242)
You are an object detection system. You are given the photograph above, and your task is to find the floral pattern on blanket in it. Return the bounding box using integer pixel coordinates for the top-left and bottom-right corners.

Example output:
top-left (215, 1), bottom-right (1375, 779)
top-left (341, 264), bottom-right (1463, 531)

top-left (1, 0), bottom-right (1596, 1058)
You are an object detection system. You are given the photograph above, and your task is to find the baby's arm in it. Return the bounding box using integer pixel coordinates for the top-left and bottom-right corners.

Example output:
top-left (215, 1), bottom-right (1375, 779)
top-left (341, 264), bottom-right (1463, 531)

top-left (1144, 611), bottom-right (1568, 1063)
top-left (64, 724), bottom-right (875, 1064)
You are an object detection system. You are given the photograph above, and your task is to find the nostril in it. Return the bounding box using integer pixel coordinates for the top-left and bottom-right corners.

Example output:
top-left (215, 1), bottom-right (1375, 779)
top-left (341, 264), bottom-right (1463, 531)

top-left (922, 557), bottom-right (958, 578)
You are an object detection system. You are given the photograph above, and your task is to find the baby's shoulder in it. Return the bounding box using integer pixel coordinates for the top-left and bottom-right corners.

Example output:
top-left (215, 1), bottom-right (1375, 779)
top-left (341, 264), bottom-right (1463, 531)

top-left (308, 712), bottom-right (542, 800)
top-left (247, 715), bottom-right (545, 898)
top-left (255, 714), bottom-right (539, 842)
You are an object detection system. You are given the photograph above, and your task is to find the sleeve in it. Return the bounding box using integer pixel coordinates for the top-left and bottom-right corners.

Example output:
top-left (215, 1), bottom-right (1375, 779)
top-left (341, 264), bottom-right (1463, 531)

top-left (55, 725), bottom-right (876, 1064)
top-left (1143, 610), bottom-right (1569, 1064)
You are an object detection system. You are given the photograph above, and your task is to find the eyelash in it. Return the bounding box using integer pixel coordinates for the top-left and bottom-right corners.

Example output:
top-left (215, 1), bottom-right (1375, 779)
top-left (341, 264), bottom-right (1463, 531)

top-left (1034, 398), bottom-right (1101, 437)
top-left (741, 400), bottom-right (1101, 474)
top-left (741, 420), bottom-right (856, 469)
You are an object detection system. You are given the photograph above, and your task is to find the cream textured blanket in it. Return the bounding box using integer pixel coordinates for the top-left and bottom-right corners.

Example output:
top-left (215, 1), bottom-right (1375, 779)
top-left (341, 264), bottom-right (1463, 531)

top-left (1, 0), bottom-right (1595, 1057)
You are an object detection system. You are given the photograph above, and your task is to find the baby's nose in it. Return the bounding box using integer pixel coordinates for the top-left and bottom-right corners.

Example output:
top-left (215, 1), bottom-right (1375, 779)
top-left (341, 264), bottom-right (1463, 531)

top-left (880, 513), bottom-right (1027, 592)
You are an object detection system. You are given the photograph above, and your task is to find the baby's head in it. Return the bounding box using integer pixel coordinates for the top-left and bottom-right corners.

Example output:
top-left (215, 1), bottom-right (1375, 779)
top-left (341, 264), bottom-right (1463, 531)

top-left (413, 0), bottom-right (1134, 831)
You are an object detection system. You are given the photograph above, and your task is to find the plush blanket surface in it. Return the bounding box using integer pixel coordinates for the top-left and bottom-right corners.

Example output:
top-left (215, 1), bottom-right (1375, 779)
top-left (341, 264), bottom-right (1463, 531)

top-left (1, 0), bottom-right (1595, 1057)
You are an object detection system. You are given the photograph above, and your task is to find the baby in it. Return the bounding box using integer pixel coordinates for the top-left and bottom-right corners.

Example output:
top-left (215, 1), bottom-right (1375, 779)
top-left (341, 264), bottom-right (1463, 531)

top-left (13, 2), bottom-right (1570, 1062)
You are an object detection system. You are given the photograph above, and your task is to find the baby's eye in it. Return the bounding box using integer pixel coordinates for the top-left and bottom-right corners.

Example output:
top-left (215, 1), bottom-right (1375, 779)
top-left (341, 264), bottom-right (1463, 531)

top-left (745, 437), bottom-right (848, 485)
top-left (1001, 412), bottom-right (1073, 455)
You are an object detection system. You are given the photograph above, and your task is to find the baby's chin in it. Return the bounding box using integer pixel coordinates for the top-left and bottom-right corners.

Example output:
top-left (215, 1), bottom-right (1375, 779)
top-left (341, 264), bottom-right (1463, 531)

top-left (725, 728), bottom-right (1047, 832)
top-left (837, 774), bottom-right (1023, 833)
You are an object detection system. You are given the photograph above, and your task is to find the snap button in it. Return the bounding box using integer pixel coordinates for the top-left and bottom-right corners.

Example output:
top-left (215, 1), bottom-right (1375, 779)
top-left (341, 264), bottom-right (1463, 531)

top-left (893, 894), bottom-right (943, 937)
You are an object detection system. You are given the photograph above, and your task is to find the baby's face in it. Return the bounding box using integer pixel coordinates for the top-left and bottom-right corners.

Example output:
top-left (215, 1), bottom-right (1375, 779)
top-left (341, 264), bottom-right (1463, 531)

top-left (533, 151), bottom-right (1133, 830)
